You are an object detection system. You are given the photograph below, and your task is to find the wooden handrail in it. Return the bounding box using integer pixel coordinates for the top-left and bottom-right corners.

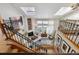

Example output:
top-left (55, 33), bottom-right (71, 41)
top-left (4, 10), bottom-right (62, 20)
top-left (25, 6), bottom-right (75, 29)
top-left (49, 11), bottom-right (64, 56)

top-left (0, 18), bottom-right (54, 54)
top-left (57, 30), bottom-right (79, 53)
top-left (0, 22), bottom-right (48, 54)
top-left (2, 23), bottom-right (39, 53)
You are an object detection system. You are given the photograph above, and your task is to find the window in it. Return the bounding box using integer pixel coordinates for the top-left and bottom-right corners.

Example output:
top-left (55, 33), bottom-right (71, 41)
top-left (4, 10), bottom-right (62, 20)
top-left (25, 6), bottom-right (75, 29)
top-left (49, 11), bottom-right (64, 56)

top-left (35, 20), bottom-right (54, 34)
top-left (37, 21), bottom-right (42, 24)
top-left (43, 21), bottom-right (48, 24)
top-left (49, 21), bottom-right (54, 25)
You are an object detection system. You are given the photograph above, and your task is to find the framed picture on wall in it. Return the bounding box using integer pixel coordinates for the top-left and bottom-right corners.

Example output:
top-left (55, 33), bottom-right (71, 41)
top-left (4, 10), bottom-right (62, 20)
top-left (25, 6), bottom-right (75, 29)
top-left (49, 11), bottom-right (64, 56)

top-left (71, 49), bottom-right (76, 53)
top-left (56, 34), bottom-right (62, 53)
top-left (69, 48), bottom-right (76, 53)
top-left (9, 16), bottom-right (23, 30)
top-left (57, 34), bottom-right (62, 46)
top-left (61, 40), bottom-right (70, 53)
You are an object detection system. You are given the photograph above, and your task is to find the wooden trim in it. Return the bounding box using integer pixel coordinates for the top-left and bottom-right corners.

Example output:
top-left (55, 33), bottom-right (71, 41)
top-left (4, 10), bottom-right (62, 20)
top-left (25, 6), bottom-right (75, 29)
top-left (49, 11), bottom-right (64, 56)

top-left (57, 30), bottom-right (79, 53)
top-left (7, 39), bottom-right (38, 53)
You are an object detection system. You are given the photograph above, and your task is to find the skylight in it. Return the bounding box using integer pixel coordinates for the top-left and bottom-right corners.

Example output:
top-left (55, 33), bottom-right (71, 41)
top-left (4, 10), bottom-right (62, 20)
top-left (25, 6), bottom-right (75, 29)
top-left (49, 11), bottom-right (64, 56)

top-left (55, 7), bottom-right (73, 16)
top-left (20, 7), bottom-right (36, 16)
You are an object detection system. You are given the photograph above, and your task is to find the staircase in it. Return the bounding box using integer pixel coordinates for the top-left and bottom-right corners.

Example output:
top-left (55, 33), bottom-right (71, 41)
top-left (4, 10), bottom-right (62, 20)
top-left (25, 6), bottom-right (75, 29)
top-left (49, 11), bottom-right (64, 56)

top-left (0, 17), bottom-right (51, 54)
top-left (0, 17), bottom-right (36, 54)
top-left (0, 16), bottom-right (58, 54)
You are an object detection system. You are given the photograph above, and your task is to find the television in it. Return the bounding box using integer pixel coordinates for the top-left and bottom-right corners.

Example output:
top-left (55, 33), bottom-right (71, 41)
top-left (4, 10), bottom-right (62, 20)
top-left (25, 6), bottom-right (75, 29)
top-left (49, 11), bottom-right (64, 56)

top-left (28, 31), bottom-right (34, 36)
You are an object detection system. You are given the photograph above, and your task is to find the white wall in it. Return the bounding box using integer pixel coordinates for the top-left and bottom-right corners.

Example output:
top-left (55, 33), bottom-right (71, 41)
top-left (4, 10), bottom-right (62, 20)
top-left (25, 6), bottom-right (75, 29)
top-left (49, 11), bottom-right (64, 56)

top-left (0, 4), bottom-right (22, 20)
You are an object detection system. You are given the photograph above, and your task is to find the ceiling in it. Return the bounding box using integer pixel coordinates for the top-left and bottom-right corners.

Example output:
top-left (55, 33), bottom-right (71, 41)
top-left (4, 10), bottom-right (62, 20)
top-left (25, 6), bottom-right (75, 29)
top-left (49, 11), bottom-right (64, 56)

top-left (11, 3), bottom-right (71, 19)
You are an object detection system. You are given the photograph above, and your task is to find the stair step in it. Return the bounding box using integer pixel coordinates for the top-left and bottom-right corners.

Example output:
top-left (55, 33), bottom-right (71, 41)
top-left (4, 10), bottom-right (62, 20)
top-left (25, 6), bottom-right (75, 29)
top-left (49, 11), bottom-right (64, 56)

top-left (0, 40), bottom-right (11, 53)
top-left (11, 49), bottom-right (18, 53)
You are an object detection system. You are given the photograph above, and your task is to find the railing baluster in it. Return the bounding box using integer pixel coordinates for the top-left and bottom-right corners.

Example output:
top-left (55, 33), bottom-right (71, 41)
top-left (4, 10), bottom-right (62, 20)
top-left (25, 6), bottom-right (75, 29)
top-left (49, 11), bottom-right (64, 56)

top-left (0, 21), bottom-right (46, 54)
top-left (58, 20), bottom-right (79, 48)
top-left (68, 23), bottom-right (75, 40)
top-left (71, 25), bottom-right (78, 42)
top-left (75, 32), bottom-right (79, 45)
